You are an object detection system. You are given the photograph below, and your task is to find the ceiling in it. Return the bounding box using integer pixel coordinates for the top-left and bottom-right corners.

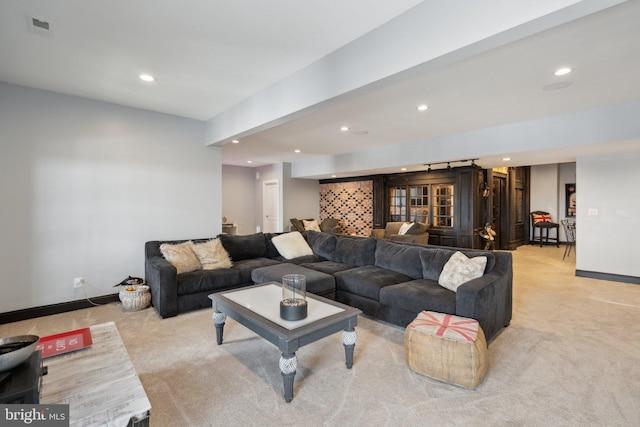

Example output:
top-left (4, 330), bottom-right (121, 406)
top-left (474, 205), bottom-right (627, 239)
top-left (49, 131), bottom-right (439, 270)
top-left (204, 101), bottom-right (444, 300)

top-left (2, 1), bottom-right (639, 178)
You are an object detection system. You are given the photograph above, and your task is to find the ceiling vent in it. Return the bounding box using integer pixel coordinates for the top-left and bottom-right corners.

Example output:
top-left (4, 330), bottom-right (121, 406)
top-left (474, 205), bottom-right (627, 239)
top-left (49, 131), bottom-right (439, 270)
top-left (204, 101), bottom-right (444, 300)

top-left (27, 15), bottom-right (54, 38)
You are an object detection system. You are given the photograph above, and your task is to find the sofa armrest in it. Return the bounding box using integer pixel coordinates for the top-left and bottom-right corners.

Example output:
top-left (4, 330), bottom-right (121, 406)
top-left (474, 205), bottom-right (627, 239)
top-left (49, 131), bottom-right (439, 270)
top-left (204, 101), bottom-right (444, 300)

top-left (455, 253), bottom-right (513, 341)
top-left (371, 229), bottom-right (385, 239)
top-left (145, 255), bottom-right (179, 318)
top-left (389, 233), bottom-right (429, 245)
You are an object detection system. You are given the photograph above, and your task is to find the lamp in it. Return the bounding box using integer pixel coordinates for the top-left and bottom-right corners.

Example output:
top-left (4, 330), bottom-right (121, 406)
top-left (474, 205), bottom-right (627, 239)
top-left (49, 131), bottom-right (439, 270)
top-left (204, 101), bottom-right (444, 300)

top-left (280, 274), bottom-right (307, 321)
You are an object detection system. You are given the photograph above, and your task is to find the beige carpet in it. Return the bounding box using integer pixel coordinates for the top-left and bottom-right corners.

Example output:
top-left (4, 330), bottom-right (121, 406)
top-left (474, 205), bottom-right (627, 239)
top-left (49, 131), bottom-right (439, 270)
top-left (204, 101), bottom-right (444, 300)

top-left (2, 245), bottom-right (639, 426)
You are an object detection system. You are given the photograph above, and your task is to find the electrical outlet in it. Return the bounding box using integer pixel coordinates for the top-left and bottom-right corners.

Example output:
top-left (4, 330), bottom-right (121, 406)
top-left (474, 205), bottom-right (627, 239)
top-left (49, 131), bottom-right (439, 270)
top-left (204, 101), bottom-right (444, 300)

top-left (74, 277), bottom-right (84, 288)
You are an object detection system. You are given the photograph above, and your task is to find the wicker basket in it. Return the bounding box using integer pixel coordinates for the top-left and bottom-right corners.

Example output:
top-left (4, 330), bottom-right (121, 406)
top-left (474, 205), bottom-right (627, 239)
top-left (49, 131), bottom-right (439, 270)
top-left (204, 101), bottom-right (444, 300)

top-left (119, 285), bottom-right (151, 311)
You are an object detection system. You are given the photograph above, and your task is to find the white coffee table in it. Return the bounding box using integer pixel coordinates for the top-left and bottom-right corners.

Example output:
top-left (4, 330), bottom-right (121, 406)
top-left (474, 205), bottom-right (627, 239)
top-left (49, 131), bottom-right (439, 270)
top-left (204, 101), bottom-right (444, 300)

top-left (40, 322), bottom-right (151, 426)
top-left (209, 283), bottom-right (362, 402)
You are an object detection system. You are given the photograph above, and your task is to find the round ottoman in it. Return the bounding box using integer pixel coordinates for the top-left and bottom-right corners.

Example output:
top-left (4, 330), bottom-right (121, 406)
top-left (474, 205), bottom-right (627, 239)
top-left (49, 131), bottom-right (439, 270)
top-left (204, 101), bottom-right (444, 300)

top-left (404, 311), bottom-right (488, 388)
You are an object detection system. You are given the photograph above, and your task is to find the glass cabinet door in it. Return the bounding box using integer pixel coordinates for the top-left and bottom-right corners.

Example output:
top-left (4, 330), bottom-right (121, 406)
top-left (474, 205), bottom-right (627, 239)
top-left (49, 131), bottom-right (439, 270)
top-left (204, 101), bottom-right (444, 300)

top-left (389, 186), bottom-right (406, 221)
top-left (409, 185), bottom-right (429, 223)
top-left (433, 184), bottom-right (454, 227)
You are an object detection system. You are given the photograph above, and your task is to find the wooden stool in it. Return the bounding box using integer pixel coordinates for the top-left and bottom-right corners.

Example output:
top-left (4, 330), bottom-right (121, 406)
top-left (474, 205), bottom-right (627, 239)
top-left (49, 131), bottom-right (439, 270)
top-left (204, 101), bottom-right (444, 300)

top-left (404, 311), bottom-right (488, 388)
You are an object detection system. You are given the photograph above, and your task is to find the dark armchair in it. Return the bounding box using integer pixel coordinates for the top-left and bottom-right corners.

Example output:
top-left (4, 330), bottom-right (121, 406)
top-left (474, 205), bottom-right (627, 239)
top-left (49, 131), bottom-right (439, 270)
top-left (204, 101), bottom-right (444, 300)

top-left (371, 221), bottom-right (429, 245)
top-left (290, 218), bottom-right (342, 234)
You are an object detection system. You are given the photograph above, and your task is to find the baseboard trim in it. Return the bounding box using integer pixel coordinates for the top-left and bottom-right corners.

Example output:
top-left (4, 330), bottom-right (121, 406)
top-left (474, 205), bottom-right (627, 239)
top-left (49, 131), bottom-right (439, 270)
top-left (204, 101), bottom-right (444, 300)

top-left (576, 270), bottom-right (640, 285)
top-left (0, 294), bottom-right (120, 325)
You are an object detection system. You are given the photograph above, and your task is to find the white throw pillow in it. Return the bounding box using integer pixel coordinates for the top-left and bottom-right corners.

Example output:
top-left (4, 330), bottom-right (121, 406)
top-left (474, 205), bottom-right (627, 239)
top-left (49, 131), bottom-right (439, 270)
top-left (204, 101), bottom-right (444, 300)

top-left (191, 238), bottom-right (233, 270)
top-left (438, 251), bottom-right (487, 292)
top-left (398, 222), bottom-right (413, 235)
top-left (303, 219), bottom-right (321, 232)
top-left (159, 241), bottom-right (201, 274)
top-left (271, 231), bottom-right (314, 259)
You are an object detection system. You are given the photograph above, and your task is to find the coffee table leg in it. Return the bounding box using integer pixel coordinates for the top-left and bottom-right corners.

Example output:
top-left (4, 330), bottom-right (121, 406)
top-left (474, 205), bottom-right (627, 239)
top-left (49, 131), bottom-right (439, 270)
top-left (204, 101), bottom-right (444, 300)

top-left (279, 353), bottom-right (297, 403)
top-left (212, 311), bottom-right (226, 345)
top-left (342, 328), bottom-right (357, 369)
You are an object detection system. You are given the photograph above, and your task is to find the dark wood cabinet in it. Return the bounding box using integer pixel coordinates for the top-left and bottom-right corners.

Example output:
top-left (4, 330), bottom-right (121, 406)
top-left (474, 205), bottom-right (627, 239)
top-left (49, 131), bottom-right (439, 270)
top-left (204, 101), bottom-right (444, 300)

top-left (384, 166), bottom-right (485, 249)
top-left (320, 165), bottom-right (529, 250)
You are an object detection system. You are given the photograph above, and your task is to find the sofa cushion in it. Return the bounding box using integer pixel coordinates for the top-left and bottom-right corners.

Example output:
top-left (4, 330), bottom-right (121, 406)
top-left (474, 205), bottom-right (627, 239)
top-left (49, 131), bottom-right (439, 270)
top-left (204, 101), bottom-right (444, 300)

top-left (160, 241), bottom-right (201, 274)
top-left (305, 230), bottom-right (337, 260)
top-left (219, 233), bottom-right (267, 261)
top-left (300, 260), bottom-right (356, 275)
top-left (420, 248), bottom-right (495, 281)
top-left (231, 257), bottom-right (281, 284)
top-left (191, 239), bottom-right (233, 270)
top-left (264, 233), bottom-right (284, 259)
top-left (176, 268), bottom-right (241, 296)
top-left (407, 222), bottom-right (428, 234)
top-left (251, 263), bottom-right (335, 296)
top-left (280, 254), bottom-right (325, 265)
top-left (271, 231), bottom-right (313, 259)
top-left (375, 239), bottom-right (424, 280)
top-left (379, 280), bottom-right (457, 314)
top-left (334, 265), bottom-right (411, 301)
top-left (438, 251), bottom-right (487, 292)
top-left (334, 236), bottom-right (377, 266)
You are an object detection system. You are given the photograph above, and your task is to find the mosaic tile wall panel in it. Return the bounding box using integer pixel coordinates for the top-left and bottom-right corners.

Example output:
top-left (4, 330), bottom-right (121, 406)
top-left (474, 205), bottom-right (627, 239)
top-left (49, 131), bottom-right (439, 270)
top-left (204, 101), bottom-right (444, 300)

top-left (319, 181), bottom-right (373, 236)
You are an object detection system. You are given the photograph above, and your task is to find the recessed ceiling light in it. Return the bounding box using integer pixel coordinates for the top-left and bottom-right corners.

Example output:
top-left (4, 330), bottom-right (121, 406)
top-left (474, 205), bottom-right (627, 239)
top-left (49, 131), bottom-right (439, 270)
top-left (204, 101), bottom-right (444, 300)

top-left (417, 104), bottom-right (429, 111)
top-left (231, 139), bottom-right (239, 144)
top-left (331, 175), bottom-right (337, 178)
top-left (401, 167), bottom-right (407, 171)
top-left (247, 160), bottom-right (253, 164)
top-left (554, 67), bottom-right (572, 76)
top-left (340, 126), bottom-right (349, 132)
top-left (139, 73), bottom-right (156, 82)
top-left (502, 157), bottom-right (511, 161)
top-left (294, 149), bottom-right (301, 153)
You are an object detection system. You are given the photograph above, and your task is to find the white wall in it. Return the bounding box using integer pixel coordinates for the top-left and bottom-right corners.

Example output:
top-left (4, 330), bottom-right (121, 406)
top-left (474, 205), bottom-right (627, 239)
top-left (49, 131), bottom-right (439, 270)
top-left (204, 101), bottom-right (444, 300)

top-left (282, 163), bottom-right (320, 230)
top-left (530, 164), bottom-right (560, 241)
top-left (0, 83), bottom-right (221, 312)
top-left (558, 162), bottom-right (577, 241)
top-left (221, 165), bottom-right (256, 235)
top-left (577, 152), bottom-right (640, 277)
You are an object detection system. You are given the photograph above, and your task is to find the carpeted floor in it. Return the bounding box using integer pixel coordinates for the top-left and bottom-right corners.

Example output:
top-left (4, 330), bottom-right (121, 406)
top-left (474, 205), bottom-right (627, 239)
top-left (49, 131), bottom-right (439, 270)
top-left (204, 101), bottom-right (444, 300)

top-left (1, 245), bottom-right (639, 426)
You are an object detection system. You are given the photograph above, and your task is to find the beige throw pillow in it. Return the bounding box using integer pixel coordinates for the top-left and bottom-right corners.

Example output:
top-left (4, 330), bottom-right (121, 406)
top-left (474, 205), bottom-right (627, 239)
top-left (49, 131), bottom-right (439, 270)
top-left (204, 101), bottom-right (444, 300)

top-left (303, 219), bottom-right (321, 232)
top-left (438, 251), bottom-right (487, 292)
top-left (398, 222), bottom-right (413, 235)
top-left (160, 241), bottom-right (201, 274)
top-left (191, 238), bottom-right (233, 270)
top-left (271, 231), bottom-right (314, 259)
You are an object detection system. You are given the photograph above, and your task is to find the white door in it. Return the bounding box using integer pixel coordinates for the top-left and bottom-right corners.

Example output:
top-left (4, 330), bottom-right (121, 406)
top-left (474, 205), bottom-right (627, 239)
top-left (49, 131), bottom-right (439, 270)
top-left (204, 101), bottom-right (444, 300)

top-left (263, 180), bottom-right (280, 233)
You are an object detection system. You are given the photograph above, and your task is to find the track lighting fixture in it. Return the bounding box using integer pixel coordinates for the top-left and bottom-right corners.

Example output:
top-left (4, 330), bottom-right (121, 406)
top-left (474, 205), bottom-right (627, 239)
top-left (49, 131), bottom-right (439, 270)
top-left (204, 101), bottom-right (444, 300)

top-left (423, 158), bottom-right (479, 172)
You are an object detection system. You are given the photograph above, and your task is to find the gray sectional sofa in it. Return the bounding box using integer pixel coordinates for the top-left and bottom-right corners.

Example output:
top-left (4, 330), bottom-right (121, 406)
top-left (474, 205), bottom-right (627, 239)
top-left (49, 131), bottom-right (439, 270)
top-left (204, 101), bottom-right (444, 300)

top-left (145, 230), bottom-right (512, 341)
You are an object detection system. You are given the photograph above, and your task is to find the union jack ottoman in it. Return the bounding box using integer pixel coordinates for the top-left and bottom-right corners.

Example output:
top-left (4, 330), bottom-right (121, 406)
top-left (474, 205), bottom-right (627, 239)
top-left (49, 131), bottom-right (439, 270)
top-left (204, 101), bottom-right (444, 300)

top-left (404, 311), bottom-right (488, 388)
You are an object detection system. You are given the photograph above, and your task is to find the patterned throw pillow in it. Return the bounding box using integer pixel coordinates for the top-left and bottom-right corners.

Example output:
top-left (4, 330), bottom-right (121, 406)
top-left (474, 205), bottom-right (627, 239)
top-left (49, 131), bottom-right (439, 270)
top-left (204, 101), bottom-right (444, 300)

top-left (159, 241), bottom-right (201, 274)
top-left (533, 213), bottom-right (553, 223)
top-left (438, 251), bottom-right (487, 292)
top-left (191, 238), bottom-right (233, 270)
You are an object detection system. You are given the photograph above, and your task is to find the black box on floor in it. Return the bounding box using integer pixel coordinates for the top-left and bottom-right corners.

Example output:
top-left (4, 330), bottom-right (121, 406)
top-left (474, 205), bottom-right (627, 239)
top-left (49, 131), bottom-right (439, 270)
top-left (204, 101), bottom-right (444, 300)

top-left (0, 350), bottom-right (42, 404)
